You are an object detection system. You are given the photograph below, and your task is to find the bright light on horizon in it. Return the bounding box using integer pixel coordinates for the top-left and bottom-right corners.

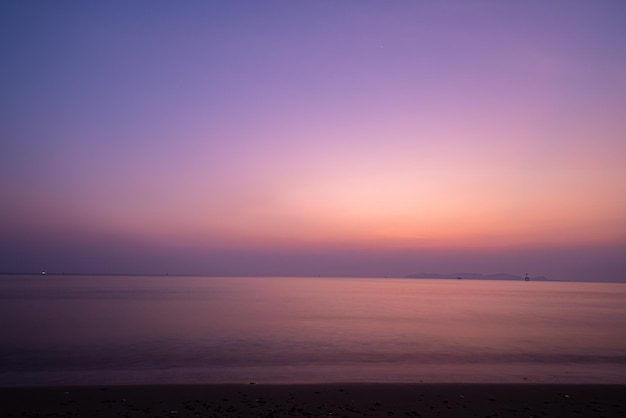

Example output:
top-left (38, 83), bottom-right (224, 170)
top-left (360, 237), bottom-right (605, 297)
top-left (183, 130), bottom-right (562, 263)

top-left (1, 1), bottom-right (625, 279)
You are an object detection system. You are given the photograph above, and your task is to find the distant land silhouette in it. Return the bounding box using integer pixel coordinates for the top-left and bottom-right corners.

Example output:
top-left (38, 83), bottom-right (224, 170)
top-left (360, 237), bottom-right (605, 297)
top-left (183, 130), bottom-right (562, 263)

top-left (405, 273), bottom-right (550, 281)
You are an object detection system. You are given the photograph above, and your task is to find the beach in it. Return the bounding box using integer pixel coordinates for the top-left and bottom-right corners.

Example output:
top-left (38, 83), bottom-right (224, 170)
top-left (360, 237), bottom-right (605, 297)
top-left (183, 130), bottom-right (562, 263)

top-left (3, 277), bottom-right (626, 416)
top-left (2, 383), bottom-right (625, 417)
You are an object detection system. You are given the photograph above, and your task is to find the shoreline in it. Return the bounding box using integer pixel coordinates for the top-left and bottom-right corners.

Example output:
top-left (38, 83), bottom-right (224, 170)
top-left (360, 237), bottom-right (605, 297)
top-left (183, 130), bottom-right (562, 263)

top-left (2, 383), bottom-right (625, 417)
top-left (3, 273), bottom-right (626, 283)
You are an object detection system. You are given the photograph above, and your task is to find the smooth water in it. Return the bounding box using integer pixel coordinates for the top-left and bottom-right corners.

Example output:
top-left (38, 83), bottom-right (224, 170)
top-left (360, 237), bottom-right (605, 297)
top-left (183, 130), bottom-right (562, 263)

top-left (1, 275), bottom-right (625, 386)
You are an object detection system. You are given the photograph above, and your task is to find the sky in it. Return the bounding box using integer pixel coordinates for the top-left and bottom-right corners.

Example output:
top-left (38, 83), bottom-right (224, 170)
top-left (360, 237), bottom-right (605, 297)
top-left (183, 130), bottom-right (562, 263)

top-left (2, 1), bottom-right (625, 281)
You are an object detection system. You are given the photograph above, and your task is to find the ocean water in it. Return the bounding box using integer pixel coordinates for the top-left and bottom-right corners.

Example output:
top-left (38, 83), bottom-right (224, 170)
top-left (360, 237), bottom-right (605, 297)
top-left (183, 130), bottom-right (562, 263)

top-left (0, 275), bottom-right (625, 387)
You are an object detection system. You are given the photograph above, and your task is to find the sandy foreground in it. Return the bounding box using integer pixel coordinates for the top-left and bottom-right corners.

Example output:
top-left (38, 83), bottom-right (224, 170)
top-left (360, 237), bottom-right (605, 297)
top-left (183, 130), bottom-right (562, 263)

top-left (1, 383), bottom-right (625, 417)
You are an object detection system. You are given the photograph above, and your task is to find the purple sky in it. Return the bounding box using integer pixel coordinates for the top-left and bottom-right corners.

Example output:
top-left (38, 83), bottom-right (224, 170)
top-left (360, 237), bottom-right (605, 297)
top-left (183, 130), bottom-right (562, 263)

top-left (2, 1), bottom-right (625, 280)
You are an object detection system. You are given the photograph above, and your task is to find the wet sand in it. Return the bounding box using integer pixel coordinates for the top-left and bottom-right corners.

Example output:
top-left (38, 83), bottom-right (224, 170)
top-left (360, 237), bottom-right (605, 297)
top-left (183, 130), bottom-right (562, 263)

top-left (1, 383), bottom-right (625, 417)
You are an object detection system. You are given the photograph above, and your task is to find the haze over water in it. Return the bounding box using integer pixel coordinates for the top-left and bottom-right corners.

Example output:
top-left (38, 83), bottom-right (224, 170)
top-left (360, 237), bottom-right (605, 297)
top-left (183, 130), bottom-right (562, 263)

top-left (1, 275), bottom-right (625, 387)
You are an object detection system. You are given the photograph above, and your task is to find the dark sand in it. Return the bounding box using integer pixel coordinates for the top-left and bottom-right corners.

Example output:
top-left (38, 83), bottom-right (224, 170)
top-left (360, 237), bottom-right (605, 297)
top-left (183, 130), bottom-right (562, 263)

top-left (1, 383), bottom-right (625, 417)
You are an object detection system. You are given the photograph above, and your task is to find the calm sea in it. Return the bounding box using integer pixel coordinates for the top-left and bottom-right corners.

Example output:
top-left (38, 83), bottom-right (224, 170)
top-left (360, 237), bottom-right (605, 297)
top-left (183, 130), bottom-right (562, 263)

top-left (1, 275), bottom-right (625, 387)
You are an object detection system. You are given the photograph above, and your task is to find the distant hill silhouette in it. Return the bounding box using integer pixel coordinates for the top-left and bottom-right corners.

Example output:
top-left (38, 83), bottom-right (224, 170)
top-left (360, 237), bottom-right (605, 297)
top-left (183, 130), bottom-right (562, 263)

top-left (405, 273), bottom-right (549, 281)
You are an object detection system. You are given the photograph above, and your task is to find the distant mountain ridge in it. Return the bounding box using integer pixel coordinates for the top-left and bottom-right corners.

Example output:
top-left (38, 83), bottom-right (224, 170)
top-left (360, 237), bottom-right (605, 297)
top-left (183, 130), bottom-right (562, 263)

top-left (405, 273), bottom-right (549, 281)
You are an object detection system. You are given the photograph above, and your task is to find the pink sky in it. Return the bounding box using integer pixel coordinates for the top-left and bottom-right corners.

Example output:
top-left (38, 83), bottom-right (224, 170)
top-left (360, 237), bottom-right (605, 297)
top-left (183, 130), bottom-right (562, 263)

top-left (2, 1), bottom-right (625, 280)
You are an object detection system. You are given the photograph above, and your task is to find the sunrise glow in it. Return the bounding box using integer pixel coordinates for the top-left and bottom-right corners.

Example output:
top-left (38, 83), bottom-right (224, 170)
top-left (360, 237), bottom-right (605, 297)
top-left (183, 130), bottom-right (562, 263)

top-left (2, 1), bottom-right (625, 279)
